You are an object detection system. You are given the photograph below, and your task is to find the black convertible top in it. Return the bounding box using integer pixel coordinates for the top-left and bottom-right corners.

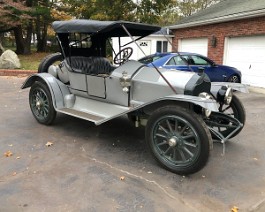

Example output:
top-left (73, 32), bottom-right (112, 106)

top-left (52, 19), bottom-right (161, 37)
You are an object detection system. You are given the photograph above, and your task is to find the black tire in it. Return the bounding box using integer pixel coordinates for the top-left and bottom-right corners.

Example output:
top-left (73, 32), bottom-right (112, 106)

top-left (216, 94), bottom-right (246, 138)
top-left (38, 52), bottom-right (63, 73)
top-left (145, 106), bottom-right (212, 175)
top-left (227, 75), bottom-right (240, 83)
top-left (29, 81), bottom-right (56, 125)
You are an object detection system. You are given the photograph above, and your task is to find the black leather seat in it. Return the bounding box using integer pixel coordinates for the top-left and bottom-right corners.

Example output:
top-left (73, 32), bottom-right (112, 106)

top-left (66, 56), bottom-right (115, 75)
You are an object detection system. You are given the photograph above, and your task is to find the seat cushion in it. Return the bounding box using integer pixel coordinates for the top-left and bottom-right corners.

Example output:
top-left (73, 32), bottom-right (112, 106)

top-left (66, 56), bottom-right (115, 75)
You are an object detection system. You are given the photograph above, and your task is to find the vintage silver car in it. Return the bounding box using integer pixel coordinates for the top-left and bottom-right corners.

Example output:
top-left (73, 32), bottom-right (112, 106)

top-left (22, 20), bottom-right (248, 175)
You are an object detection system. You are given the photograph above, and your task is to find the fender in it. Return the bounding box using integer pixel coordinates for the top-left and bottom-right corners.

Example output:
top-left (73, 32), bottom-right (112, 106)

top-left (130, 94), bottom-right (219, 113)
top-left (21, 73), bottom-right (70, 109)
top-left (211, 82), bottom-right (248, 96)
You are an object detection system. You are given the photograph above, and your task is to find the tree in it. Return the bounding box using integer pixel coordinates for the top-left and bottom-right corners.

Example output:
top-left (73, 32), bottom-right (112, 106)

top-left (134, 0), bottom-right (176, 24)
top-left (0, 0), bottom-right (33, 54)
top-left (61, 0), bottom-right (137, 21)
top-left (177, 0), bottom-right (220, 17)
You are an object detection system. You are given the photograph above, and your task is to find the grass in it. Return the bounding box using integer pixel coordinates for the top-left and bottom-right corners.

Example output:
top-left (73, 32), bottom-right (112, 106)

top-left (18, 52), bottom-right (50, 70)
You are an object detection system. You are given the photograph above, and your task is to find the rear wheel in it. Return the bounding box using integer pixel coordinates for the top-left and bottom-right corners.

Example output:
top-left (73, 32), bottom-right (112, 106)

top-left (29, 81), bottom-right (56, 125)
top-left (145, 106), bottom-right (211, 175)
top-left (38, 52), bottom-right (62, 73)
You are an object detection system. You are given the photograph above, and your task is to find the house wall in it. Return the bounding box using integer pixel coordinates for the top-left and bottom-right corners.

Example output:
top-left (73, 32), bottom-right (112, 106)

top-left (172, 16), bottom-right (265, 64)
top-left (112, 36), bottom-right (172, 61)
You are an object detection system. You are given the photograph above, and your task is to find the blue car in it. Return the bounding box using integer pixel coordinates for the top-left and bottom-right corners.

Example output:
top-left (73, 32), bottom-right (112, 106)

top-left (138, 52), bottom-right (241, 83)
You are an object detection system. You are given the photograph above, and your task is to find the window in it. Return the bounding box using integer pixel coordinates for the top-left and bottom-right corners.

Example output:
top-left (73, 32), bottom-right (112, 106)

top-left (156, 41), bottom-right (168, 53)
top-left (138, 55), bottom-right (163, 64)
top-left (190, 55), bottom-right (210, 65)
top-left (69, 33), bottom-right (92, 49)
top-left (166, 56), bottom-right (188, 65)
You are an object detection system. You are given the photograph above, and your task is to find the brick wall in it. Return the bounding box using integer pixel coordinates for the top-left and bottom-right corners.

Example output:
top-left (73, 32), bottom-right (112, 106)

top-left (172, 16), bottom-right (265, 64)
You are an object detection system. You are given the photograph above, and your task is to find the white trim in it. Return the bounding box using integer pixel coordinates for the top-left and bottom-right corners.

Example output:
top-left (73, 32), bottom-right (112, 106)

top-left (223, 37), bottom-right (229, 65)
top-left (169, 9), bottom-right (265, 29)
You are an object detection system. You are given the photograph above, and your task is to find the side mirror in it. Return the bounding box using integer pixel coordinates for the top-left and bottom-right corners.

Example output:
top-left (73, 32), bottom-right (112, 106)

top-left (198, 66), bottom-right (205, 74)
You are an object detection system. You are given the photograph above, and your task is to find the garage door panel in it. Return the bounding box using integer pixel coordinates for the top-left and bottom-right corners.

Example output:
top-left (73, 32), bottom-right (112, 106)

top-left (224, 36), bottom-right (265, 88)
top-left (179, 38), bottom-right (208, 56)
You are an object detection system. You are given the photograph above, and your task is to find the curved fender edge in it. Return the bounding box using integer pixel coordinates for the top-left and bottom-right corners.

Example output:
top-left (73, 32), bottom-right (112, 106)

top-left (21, 73), bottom-right (70, 109)
top-left (130, 94), bottom-right (219, 112)
top-left (211, 82), bottom-right (248, 96)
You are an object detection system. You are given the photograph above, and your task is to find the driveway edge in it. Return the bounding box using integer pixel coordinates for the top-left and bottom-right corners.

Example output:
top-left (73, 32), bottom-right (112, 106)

top-left (0, 69), bottom-right (36, 76)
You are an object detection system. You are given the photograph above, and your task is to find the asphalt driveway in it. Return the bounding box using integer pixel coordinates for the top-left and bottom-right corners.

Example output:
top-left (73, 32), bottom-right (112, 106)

top-left (1, 76), bottom-right (265, 211)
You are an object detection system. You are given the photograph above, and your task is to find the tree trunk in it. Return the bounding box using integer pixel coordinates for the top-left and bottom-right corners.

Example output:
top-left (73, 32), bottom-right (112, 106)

top-left (0, 34), bottom-right (5, 54)
top-left (36, 17), bottom-right (48, 52)
top-left (13, 26), bottom-right (25, 55)
top-left (13, 24), bottom-right (32, 55)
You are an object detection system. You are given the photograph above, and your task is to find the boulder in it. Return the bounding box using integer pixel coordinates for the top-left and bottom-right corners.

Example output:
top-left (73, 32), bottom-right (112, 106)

top-left (0, 50), bottom-right (21, 69)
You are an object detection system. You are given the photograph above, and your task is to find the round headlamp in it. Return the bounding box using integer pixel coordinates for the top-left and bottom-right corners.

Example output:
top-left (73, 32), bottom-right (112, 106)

top-left (217, 86), bottom-right (233, 105)
top-left (224, 87), bottom-right (233, 105)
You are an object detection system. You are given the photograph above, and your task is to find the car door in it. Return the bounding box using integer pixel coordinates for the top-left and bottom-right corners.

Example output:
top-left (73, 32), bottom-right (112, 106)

top-left (188, 55), bottom-right (226, 82)
top-left (163, 55), bottom-right (190, 71)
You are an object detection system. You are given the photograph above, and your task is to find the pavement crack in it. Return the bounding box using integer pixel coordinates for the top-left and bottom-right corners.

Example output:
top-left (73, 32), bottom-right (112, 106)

top-left (89, 157), bottom-right (198, 211)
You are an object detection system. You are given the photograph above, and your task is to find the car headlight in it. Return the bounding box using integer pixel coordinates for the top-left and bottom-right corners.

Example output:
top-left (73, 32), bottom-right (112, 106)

top-left (199, 92), bottom-right (212, 117)
top-left (217, 86), bottom-right (233, 105)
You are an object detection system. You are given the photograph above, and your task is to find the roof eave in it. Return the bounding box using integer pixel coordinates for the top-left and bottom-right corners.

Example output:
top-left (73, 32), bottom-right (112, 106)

top-left (169, 9), bottom-right (265, 30)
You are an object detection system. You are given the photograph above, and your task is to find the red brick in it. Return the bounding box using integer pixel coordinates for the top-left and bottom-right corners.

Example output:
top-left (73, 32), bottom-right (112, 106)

top-left (172, 16), bottom-right (265, 64)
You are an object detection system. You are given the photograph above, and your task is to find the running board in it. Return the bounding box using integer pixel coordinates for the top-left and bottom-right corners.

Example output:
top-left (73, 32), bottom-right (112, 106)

top-left (57, 96), bottom-right (129, 125)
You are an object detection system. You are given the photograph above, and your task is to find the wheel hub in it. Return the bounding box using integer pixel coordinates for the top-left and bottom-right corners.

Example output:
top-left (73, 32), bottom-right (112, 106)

top-left (168, 137), bottom-right (177, 147)
top-left (168, 135), bottom-right (184, 148)
top-left (36, 100), bottom-right (42, 110)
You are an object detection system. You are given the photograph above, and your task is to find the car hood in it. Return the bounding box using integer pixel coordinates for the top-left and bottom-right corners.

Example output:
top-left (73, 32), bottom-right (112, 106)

top-left (216, 64), bottom-right (241, 75)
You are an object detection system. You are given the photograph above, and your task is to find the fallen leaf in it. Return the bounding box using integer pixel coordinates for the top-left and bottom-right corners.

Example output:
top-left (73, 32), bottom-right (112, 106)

top-left (147, 171), bottom-right (152, 174)
top-left (231, 206), bottom-right (239, 212)
top-left (8, 144), bottom-right (13, 147)
top-left (16, 156), bottom-right (20, 159)
top-left (45, 141), bottom-right (53, 147)
top-left (12, 172), bottom-right (17, 176)
top-left (253, 158), bottom-right (258, 161)
top-left (120, 176), bottom-right (125, 181)
top-left (4, 150), bottom-right (13, 157)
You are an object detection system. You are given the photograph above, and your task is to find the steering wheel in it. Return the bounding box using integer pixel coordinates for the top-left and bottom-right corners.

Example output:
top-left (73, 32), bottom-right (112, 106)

top-left (114, 47), bottom-right (133, 65)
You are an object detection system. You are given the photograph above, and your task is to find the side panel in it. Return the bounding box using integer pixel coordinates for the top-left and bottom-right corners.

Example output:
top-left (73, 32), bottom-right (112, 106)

top-left (68, 71), bottom-right (87, 91)
top-left (105, 76), bottom-right (129, 106)
top-left (87, 75), bottom-right (106, 98)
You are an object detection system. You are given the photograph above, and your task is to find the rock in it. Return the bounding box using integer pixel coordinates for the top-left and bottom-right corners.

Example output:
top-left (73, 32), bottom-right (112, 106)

top-left (0, 50), bottom-right (21, 69)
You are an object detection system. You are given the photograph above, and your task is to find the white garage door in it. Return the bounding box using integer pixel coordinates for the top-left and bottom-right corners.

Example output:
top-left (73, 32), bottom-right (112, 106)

top-left (178, 38), bottom-right (208, 56)
top-left (224, 36), bottom-right (265, 88)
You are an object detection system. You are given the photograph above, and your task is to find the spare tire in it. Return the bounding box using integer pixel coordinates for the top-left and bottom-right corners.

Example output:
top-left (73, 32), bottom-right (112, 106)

top-left (38, 52), bottom-right (63, 73)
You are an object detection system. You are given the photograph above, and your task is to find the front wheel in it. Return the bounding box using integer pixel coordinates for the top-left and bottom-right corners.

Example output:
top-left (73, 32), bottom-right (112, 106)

top-left (29, 81), bottom-right (56, 125)
top-left (216, 94), bottom-right (246, 138)
top-left (145, 106), bottom-right (212, 175)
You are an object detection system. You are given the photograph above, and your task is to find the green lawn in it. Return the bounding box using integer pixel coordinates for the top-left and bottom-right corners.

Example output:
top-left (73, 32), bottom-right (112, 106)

top-left (18, 52), bottom-right (50, 70)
